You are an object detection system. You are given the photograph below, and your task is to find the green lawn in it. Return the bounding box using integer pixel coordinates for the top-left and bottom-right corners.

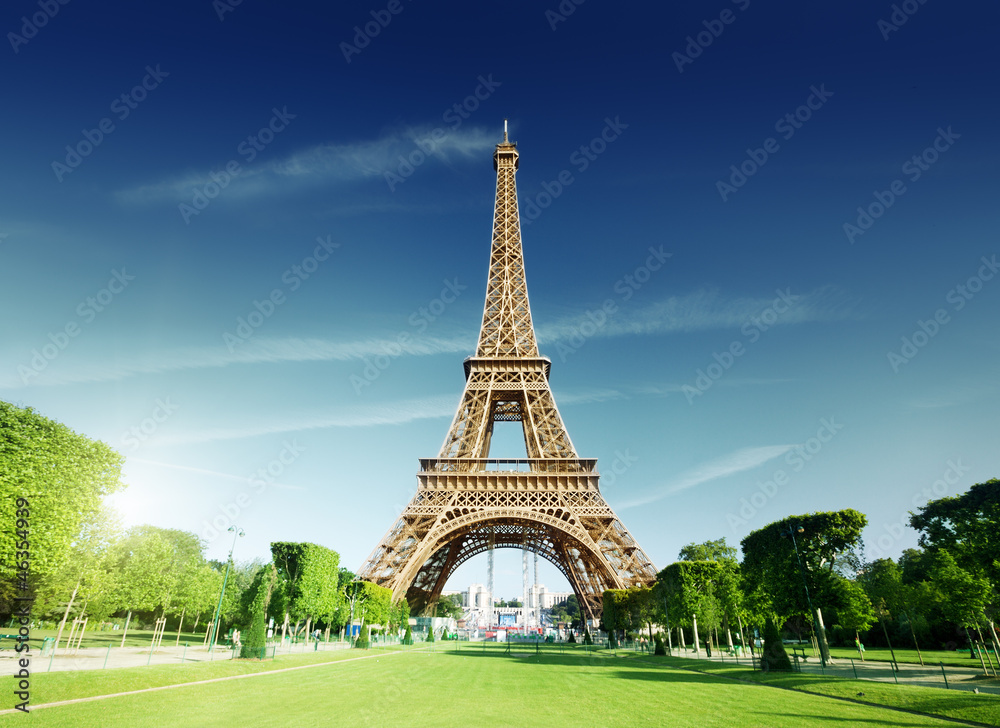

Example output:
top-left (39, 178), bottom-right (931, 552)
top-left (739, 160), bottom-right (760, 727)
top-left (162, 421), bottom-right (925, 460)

top-left (826, 645), bottom-right (996, 668)
top-left (1, 644), bottom-right (994, 727)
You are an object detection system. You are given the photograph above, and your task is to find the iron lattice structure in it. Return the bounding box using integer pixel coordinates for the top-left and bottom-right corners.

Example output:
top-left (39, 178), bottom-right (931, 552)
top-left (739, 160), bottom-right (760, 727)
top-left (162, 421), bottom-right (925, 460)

top-left (358, 127), bottom-right (657, 623)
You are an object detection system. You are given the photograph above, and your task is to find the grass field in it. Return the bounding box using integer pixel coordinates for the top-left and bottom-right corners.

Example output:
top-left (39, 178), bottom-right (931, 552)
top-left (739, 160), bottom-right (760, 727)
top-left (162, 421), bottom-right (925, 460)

top-left (825, 646), bottom-right (996, 668)
top-left (3, 644), bottom-right (998, 727)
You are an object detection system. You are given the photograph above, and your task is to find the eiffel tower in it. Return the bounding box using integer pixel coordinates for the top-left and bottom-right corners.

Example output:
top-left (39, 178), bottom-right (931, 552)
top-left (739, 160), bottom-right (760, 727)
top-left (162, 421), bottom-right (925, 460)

top-left (358, 123), bottom-right (657, 623)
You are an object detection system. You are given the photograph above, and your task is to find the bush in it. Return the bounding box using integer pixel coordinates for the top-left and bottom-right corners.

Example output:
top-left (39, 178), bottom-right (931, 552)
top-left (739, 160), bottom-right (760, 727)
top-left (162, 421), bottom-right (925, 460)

top-left (761, 617), bottom-right (792, 672)
top-left (568, 632), bottom-right (576, 644)
top-left (354, 622), bottom-right (370, 649)
top-left (403, 624), bottom-right (413, 645)
top-left (583, 630), bottom-right (593, 646)
top-left (425, 628), bottom-right (435, 642)
top-left (654, 634), bottom-right (666, 656)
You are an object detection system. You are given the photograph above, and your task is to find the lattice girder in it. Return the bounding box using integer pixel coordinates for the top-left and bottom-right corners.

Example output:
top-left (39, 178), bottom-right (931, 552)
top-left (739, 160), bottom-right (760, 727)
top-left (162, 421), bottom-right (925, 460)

top-left (357, 127), bottom-right (657, 625)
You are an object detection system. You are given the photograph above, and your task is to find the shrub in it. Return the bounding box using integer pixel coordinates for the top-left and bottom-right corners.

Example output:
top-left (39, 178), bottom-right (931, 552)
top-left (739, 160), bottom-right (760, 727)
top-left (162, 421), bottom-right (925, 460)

top-left (568, 632), bottom-right (576, 644)
top-left (761, 617), bottom-right (792, 672)
top-left (403, 624), bottom-right (413, 645)
top-left (425, 627), bottom-right (435, 642)
top-left (354, 622), bottom-right (370, 649)
top-left (654, 633), bottom-right (666, 656)
top-left (583, 630), bottom-right (593, 646)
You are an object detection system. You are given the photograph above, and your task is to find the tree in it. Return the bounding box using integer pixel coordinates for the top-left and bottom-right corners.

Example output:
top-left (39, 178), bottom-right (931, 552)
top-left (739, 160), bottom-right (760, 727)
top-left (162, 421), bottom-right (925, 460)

top-left (910, 479), bottom-right (1000, 586)
top-left (679, 538), bottom-right (737, 563)
top-left (761, 616), bottom-right (792, 671)
top-left (0, 401), bottom-right (126, 603)
top-left (931, 550), bottom-right (991, 652)
top-left (435, 594), bottom-right (463, 620)
top-left (741, 509), bottom-right (868, 661)
top-left (241, 563), bottom-right (278, 659)
top-left (834, 578), bottom-right (876, 655)
top-left (271, 543), bottom-right (342, 637)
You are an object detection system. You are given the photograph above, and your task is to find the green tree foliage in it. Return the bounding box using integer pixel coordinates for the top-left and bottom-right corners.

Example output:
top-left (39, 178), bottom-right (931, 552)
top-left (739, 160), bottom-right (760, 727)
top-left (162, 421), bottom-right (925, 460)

top-left (425, 625), bottom-right (435, 642)
top-left (403, 623), bottom-right (413, 645)
top-left (354, 620), bottom-right (370, 648)
top-left (931, 550), bottom-right (991, 629)
top-left (435, 593), bottom-right (463, 619)
top-left (241, 563), bottom-right (278, 659)
top-left (271, 542), bottom-right (342, 630)
top-left (32, 505), bottom-right (122, 621)
top-left (657, 561), bottom-right (732, 638)
top-left (834, 578), bottom-right (877, 639)
top-left (910, 479), bottom-right (1000, 586)
top-left (740, 510), bottom-right (867, 624)
top-left (678, 538), bottom-right (737, 563)
top-left (653, 633), bottom-right (666, 656)
top-left (345, 580), bottom-right (393, 626)
top-left (0, 401), bottom-right (126, 596)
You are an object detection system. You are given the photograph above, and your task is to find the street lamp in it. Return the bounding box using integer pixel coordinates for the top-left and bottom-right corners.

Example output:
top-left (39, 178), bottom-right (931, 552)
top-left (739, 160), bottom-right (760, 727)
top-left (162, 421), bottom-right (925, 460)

top-left (208, 525), bottom-right (244, 653)
top-left (780, 524), bottom-right (827, 667)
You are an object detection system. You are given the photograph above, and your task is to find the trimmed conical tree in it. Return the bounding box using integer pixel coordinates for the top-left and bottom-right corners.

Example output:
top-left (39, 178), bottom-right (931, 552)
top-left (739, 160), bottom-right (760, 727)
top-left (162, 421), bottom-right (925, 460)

top-left (654, 634), bottom-right (666, 656)
top-left (425, 627), bottom-right (435, 642)
top-left (583, 630), bottom-right (593, 646)
top-left (568, 632), bottom-right (576, 644)
top-left (403, 624), bottom-right (413, 645)
top-left (354, 622), bottom-right (370, 649)
top-left (762, 617), bottom-right (792, 671)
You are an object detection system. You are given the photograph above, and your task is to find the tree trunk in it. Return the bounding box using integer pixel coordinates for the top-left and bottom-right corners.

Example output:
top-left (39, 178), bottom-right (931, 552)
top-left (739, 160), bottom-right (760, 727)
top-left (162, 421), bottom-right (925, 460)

top-left (54, 580), bottom-right (81, 651)
top-left (175, 608), bottom-right (186, 646)
top-left (903, 610), bottom-right (923, 665)
top-left (814, 607), bottom-right (831, 664)
top-left (281, 612), bottom-right (288, 642)
top-left (988, 620), bottom-right (1000, 673)
top-left (120, 611), bottom-right (132, 649)
top-left (679, 626), bottom-right (686, 650)
top-left (192, 612), bottom-right (200, 632)
top-left (692, 614), bottom-right (700, 656)
top-left (880, 615), bottom-right (899, 671)
top-left (736, 613), bottom-right (748, 654)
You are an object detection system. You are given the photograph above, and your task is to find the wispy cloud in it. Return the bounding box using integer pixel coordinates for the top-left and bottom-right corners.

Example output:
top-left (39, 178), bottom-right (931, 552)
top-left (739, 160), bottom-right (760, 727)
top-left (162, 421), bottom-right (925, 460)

top-left (127, 457), bottom-right (303, 490)
top-left (151, 394), bottom-right (458, 445)
top-left (616, 445), bottom-right (796, 510)
top-left (1, 286), bottom-right (857, 391)
top-left (116, 126), bottom-right (498, 204)
top-left (535, 285), bottom-right (857, 344)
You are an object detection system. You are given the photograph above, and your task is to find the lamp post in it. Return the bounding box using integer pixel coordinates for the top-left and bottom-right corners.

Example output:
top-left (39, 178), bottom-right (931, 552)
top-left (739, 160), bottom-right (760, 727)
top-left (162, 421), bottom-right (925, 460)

top-left (208, 526), bottom-right (244, 653)
top-left (780, 524), bottom-right (827, 667)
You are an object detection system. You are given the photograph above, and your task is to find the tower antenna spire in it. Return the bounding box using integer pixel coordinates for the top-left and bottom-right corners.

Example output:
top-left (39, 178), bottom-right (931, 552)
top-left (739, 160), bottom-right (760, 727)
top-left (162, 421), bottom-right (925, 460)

top-left (503, 119), bottom-right (508, 143)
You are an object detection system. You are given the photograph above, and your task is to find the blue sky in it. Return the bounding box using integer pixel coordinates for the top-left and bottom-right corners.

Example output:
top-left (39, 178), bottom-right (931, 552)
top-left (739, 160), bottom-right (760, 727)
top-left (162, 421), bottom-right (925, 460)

top-left (3, 0), bottom-right (998, 599)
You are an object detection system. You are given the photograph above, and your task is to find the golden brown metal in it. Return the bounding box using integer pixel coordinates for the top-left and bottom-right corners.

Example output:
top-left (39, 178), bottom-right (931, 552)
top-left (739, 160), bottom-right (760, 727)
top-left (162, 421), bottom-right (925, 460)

top-left (357, 127), bottom-right (657, 624)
